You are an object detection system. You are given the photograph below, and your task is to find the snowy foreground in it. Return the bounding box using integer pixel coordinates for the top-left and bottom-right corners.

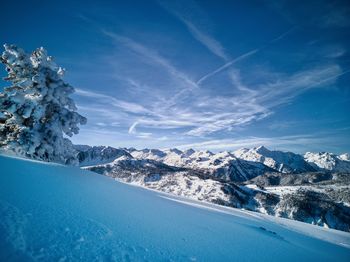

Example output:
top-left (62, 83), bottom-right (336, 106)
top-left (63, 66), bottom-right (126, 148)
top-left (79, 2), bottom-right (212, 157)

top-left (1, 155), bottom-right (350, 261)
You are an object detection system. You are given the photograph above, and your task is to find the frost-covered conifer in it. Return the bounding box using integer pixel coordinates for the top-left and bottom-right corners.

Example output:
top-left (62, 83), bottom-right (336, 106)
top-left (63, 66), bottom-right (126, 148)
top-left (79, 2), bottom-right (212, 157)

top-left (0, 44), bottom-right (86, 164)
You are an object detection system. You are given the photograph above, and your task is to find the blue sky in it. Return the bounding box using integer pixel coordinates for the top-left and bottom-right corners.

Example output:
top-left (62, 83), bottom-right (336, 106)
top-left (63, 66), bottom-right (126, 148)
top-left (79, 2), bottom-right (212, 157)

top-left (1, 0), bottom-right (350, 153)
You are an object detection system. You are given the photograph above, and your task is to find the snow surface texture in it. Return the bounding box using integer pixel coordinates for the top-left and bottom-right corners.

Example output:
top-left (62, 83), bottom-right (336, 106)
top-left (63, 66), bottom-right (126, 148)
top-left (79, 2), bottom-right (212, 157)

top-left (0, 45), bottom-right (86, 165)
top-left (0, 154), bottom-right (350, 261)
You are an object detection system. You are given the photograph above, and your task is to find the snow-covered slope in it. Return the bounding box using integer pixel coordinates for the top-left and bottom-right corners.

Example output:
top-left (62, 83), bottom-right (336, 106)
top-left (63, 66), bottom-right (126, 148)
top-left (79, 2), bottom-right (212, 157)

top-left (1, 154), bottom-right (350, 261)
top-left (233, 146), bottom-right (316, 173)
top-left (305, 152), bottom-right (350, 172)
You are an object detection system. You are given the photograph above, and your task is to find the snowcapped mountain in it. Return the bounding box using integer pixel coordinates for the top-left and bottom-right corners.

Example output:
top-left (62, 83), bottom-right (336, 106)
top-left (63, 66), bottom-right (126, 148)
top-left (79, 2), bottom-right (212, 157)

top-left (87, 155), bottom-right (234, 206)
top-left (129, 148), bottom-right (274, 182)
top-left (75, 145), bottom-right (350, 181)
top-left (339, 153), bottom-right (350, 161)
top-left (88, 154), bottom-right (186, 183)
top-left (75, 145), bottom-right (131, 167)
top-left (304, 152), bottom-right (350, 172)
top-left (245, 172), bottom-right (350, 231)
top-left (233, 146), bottom-right (316, 173)
top-left (85, 154), bottom-right (281, 214)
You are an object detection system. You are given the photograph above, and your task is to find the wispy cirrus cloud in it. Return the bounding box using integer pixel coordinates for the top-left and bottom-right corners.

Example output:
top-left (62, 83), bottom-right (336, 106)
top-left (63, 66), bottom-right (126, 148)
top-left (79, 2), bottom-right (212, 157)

top-left (76, 5), bottom-right (322, 140)
top-left (183, 19), bottom-right (229, 61)
top-left (103, 30), bottom-right (199, 90)
top-left (158, 0), bottom-right (298, 87)
top-left (73, 6), bottom-right (348, 149)
top-left (196, 27), bottom-right (296, 85)
top-left (184, 64), bottom-right (345, 136)
top-left (173, 132), bottom-right (348, 153)
top-left (196, 48), bottom-right (259, 85)
top-left (75, 62), bottom-right (347, 139)
top-left (158, 0), bottom-right (229, 61)
top-left (174, 134), bottom-right (317, 151)
top-left (75, 88), bottom-right (152, 115)
top-left (128, 121), bottom-right (152, 139)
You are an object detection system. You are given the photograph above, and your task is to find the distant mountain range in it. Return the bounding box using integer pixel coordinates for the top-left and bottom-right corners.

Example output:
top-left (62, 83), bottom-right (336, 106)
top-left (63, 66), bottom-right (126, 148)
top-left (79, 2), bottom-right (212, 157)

top-left (76, 145), bottom-right (350, 175)
top-left (75, 145), bottom-right (350, 232)
top-left (304, 151), bottom-right (350, 172)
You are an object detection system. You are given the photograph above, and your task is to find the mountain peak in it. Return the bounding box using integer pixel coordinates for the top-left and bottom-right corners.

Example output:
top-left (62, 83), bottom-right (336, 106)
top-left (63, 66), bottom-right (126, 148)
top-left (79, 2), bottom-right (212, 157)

top-left (168, 148), bottom-right (183, 155)
top-left (255, 145), bottom-right (270, 153)
top-left (304, 151), bottom-right (350, 171)
top-left (183, 148), bottom-right (195, 156)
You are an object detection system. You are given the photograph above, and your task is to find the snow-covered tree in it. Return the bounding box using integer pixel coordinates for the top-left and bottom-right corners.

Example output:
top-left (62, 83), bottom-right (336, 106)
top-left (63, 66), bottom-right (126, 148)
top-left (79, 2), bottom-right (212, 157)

top-left (0, 44), bottom-right (86, 165)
